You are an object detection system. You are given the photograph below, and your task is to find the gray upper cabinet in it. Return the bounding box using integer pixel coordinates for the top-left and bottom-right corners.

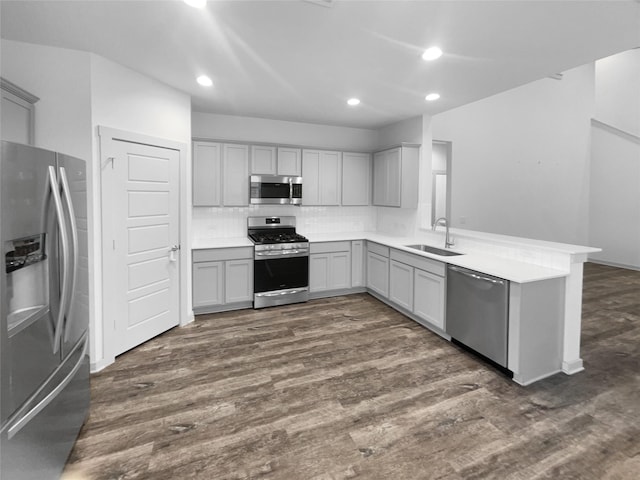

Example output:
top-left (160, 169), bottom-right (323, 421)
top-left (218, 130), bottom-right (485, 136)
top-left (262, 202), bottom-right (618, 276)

top-left (1, 77), bottom-right (39, 145)
top-left (193, 141), bottom-right (221, 206)
top-left (250, 145), bottom-right (302, 176)
top-left (250, 145), bottom-right (277, 175)
top-left (193, 141), bottom-right (249, 206)
top-left (277, 147), bottom-right (302, 176)
top-left (341, 152), bottom-right (371, 206)
top-left (373, 144), bottom-right (419, 208)
top-left (222, 143), bottom-right (249, 206)
top-left (302, 149), bottom-right (341, 206)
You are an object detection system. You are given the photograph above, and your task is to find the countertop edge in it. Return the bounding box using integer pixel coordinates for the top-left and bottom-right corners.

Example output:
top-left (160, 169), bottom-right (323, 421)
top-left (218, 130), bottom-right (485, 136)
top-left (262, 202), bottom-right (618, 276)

top-left (192, 232), bottom-right (571, 284)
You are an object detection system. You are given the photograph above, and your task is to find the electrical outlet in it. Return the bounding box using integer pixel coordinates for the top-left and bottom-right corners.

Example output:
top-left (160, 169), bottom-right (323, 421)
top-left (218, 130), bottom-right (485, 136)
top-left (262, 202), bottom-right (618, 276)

top-left (459, 216), bottom-right (467, 225)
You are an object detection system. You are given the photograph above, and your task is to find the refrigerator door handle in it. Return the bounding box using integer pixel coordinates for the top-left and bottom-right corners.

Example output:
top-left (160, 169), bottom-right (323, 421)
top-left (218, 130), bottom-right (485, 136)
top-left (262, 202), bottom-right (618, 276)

top-left (48, 166), bottom-right (71, 354)
top-left (59, 167), bottom-right (79, 343)
top-left (6, 332), bottom-right (88, 439)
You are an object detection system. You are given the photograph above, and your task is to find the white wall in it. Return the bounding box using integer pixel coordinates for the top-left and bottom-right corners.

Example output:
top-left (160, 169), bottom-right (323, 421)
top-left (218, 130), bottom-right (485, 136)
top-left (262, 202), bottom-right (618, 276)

top-left (192, 112), bottom-right (377, 152)
top-left (595, 49), bottom-right (640, 136)
top-left (0, 40), bottom-right (92, 159)
top-left (89, 55), bottom-right (192, 369)
top-left (90, 55), bottom-right (191, 143)
top-left (0, 39), bottom-right (100, 361)
top-left (1, 40), bottom-right (193, 371)
top-left (589, 49), bottom-right (640, 269)
top-left (374, 116), bottom-right (427, 236)
top-left (589, 126), bottom-right (640, 268)
top-left (375, 115), bottom-right (423, 150)
top-left (429, 63), bottom-right (595, 245)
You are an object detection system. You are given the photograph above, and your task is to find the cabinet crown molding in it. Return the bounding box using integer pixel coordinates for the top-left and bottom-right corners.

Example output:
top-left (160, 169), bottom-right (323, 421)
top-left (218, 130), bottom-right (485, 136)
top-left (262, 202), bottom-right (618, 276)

top-left (1, 77), bottom-right (40, 104)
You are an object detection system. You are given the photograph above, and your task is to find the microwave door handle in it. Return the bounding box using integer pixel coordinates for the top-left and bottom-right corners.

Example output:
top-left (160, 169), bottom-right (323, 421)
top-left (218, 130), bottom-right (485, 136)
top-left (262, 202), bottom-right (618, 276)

top-left (59, 167), bottom-right (79, 343)
top-left (289, 178), bottom-right (293, 201)
top-left (47, 166), bottom-right (71, 354)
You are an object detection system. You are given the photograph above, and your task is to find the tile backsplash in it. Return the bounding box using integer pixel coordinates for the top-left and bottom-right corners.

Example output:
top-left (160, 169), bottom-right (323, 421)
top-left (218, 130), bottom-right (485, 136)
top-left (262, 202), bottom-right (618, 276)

top-left (193, 205), bottom-right (377, 240)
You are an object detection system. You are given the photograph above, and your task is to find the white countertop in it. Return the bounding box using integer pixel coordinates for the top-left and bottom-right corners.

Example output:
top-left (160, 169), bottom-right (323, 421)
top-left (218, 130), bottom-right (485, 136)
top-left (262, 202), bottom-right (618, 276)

top-left (192, 236), bottom-right (253, 249)
top-left (306, 232), bottom-right (568, 284)
top-left (192, 231), bottom-right (570, 284)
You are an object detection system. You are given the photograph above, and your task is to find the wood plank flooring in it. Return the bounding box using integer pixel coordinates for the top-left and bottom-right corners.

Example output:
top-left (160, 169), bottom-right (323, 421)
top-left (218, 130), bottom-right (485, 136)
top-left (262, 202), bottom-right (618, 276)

top-left (64, 262), bottom-right (640, 479)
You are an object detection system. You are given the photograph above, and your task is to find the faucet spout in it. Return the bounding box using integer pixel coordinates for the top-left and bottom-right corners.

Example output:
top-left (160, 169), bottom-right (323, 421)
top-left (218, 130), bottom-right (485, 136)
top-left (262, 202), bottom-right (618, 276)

top-left (432, 217), bottom-right (454, 249)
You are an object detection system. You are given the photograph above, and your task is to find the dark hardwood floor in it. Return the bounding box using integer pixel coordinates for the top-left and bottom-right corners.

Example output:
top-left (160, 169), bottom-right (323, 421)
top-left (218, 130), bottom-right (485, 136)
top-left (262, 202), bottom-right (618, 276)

top-left (64, 262), bottom-right (640, 479)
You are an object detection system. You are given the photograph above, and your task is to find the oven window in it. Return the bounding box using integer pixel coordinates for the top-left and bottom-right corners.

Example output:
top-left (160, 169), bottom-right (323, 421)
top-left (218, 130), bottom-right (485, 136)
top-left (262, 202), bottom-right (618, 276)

top-left (258, 183), bottom-right (290, 199)
top-left (254, 256), bottom-right (309, 293)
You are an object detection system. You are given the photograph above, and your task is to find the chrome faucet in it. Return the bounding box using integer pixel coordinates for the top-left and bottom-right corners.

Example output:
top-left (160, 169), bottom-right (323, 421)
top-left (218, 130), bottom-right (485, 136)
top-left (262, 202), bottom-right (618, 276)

top-left (433, 217), bottom-right (454, 248)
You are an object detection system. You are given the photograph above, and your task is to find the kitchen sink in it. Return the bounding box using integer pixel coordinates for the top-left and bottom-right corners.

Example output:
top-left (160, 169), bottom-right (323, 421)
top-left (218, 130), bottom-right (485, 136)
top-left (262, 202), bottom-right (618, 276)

top-left (405, 244), bottom-right (464, 256)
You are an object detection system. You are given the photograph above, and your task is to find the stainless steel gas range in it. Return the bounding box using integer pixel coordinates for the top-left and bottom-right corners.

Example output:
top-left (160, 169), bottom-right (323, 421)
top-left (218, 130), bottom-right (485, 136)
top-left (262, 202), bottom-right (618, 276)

top-left (248, 216), bottom-right (309, 309)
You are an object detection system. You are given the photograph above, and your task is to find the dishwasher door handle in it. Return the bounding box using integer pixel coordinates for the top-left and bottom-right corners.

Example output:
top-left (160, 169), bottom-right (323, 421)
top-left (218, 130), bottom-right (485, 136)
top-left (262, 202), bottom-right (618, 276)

top-left (448, 266), bottom-right (506, 286)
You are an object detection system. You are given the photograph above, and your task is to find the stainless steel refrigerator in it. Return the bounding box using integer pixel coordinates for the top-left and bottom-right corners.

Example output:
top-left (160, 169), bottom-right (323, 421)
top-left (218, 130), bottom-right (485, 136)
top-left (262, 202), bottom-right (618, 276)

top-left (0, 141), bottom-right (90, 479)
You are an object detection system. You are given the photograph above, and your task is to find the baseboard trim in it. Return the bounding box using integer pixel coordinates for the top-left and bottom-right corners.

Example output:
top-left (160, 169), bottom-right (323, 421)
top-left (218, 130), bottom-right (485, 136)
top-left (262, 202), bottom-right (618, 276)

top-left (90, 356), bottom-right (114, 374)
top-left (309, 286), bottom-right (366, 300)
top-left (194, 301), bottom-right (253, 315)
top-left (513, 368), bottom-right (563, 386)
top-left (562, 358), bottom-right (585, 375)
top-left (588, 259), bottom-right (640, 272)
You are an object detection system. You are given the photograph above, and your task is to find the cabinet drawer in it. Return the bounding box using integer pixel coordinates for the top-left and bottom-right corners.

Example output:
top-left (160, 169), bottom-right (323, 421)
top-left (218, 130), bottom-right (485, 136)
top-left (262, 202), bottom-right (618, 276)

top-left (193, 247), bottom-right (253, 263)
top-left (391, 249), bottom-right (445, 277)
top-left (366, 241), bottom-right (389, 258)
top-left (310, 241), bottom-right (351, 254)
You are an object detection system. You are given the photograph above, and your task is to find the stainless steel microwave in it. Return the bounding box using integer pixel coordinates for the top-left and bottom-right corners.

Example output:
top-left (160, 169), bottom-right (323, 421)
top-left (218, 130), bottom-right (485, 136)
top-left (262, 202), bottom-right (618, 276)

top-left (249, 175), bottom-right (303, 205)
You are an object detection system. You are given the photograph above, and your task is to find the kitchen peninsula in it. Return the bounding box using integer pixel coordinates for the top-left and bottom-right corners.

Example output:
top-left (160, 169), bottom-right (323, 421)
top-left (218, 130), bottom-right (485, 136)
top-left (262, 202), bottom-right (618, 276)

top-left (193, 227), bottom-right (599, 386)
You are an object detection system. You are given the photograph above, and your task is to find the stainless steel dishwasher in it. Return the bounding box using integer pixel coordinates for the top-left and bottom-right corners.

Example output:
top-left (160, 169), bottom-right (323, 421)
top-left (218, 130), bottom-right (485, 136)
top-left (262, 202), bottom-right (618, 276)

top-left (446, 265), bottom-right (509, 369)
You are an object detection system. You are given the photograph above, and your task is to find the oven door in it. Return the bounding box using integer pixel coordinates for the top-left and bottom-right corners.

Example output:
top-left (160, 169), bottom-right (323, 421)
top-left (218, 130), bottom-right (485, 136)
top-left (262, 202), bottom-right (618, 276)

top-left (254, 253), bottom-right (309, 308)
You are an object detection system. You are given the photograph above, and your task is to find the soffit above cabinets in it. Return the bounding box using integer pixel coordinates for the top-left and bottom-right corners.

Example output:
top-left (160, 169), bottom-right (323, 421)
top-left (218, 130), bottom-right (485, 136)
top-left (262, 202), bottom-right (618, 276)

top-left (1, 0), bottom-right (639, 129)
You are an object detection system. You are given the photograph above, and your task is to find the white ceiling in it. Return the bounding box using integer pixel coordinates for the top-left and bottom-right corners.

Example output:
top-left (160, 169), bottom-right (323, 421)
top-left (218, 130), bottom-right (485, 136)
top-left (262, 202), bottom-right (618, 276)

top-left (1, 0), bottom-right (639, 129)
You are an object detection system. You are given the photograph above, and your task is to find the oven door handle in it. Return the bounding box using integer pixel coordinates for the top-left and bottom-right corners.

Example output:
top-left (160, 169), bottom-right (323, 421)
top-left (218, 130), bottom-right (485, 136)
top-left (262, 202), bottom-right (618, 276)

top-left (255, 249), bottom-right (308, 257)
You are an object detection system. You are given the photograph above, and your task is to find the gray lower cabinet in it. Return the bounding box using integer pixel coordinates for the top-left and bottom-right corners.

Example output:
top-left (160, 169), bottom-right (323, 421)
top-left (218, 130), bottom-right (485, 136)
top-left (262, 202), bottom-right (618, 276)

top-left (192, 247), bottom-right (253, 313)
top-left (389, 259), bottom-right (413, 311)
top-left (389, 248), bottom-right (446, 331)
top-left (225, 259), bottom-right (253, 304)
top-left (351, 240), bottom-right (365, 287)
top-left (192, 261), bottom-right (224, 308)
top-left (413, 268), bottom-right (445, 330)
top-left (366, 242), bottom-right (390, 298)
top-left (309, 242), bottom-right (351, 293)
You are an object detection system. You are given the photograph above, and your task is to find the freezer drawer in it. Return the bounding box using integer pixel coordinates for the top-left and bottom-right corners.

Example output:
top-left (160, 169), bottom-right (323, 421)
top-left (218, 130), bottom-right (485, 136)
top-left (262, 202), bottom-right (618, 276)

top-left (446, 265), bottom-right (509, 367)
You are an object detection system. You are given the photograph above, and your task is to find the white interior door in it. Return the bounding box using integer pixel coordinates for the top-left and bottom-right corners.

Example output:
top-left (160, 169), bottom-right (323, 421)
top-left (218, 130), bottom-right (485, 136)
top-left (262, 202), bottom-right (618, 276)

top-left (104, 138), bottom-right (180, 356)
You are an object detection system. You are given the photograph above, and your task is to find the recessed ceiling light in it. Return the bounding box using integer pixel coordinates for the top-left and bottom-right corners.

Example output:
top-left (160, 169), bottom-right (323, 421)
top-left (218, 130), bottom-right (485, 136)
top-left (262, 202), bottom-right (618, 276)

top-left (425, 93), bottom-right (440, 101)
top-left (197, 75), bottom-right (213, 87)
top-left (422, 46), bottom-right (443, 61)
top-left (347, 98), bottom-right (361, 106)
top-left (184, 0), bottom-right (207, 8)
